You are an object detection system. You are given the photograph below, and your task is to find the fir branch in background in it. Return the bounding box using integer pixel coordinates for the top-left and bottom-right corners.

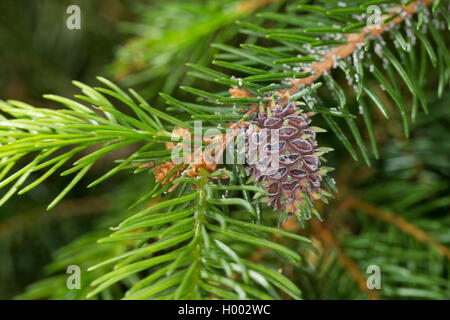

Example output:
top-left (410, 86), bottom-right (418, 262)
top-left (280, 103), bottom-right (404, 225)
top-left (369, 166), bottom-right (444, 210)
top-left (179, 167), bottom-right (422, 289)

top-left (0, 0), bottom-right (130, 101)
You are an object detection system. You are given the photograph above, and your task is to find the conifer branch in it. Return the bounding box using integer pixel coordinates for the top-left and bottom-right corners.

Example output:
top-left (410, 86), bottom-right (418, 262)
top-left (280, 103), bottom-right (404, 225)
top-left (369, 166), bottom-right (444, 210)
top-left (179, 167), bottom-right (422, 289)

top-left (341, 196), bottom-right (450, 260)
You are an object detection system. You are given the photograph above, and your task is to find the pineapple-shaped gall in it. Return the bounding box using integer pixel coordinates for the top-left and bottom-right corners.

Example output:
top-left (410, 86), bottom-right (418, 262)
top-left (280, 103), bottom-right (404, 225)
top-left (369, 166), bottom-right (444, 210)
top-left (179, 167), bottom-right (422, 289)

top-left (245, 102), bottom-right (329, 216)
